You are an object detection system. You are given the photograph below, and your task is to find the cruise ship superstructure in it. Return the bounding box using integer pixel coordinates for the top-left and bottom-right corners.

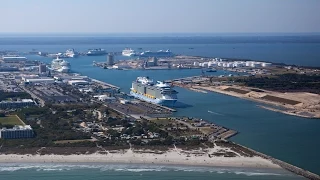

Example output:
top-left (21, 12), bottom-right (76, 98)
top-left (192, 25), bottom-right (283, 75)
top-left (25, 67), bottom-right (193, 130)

top-left (130, 77), bottom-right (178, 106)
top-left (86, 48), bottom-right (106, 56)
top-left (65, 49), bottom-right (79, 58)
top-left (122, 48), bottom-right (136, 57)
top-left (51, 57), bottom-right (71, 73)
top-left (139, 50), bottom-right (174, 57)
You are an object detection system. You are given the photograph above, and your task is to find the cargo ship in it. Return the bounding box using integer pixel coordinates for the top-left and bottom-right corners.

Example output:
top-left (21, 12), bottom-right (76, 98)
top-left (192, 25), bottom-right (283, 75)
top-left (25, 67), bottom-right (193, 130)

top-left (130, 77), bottom-right (178, 106)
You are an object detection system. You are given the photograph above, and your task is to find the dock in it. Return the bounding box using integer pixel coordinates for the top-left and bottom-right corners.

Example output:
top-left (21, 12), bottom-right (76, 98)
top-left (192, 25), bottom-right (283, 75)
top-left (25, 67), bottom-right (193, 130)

top-left (90, 78), bottom-right (120, 90)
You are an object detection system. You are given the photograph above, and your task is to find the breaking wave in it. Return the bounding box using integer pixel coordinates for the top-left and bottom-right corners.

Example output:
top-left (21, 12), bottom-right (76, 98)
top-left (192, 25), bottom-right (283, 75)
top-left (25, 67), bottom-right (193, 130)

top-left (0, 163), bottom-right (292, 177)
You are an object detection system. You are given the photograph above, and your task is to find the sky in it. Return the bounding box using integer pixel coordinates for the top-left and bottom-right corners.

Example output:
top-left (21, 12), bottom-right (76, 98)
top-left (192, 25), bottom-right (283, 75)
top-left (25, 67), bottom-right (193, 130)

top-left (0, 0), bottom-right (319, 34)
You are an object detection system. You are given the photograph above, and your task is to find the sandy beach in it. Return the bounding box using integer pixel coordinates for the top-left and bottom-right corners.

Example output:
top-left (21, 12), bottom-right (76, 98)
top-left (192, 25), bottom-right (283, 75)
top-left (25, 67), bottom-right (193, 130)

top-left (0, 147), bottom-right (280, 169)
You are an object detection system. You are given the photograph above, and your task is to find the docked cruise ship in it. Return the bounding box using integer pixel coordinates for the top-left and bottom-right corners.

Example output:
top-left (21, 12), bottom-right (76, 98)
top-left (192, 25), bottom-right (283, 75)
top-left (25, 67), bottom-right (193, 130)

top-left (130, 77), bottom-right (178, 106)
top-left (139, 50), bottom-right (174, 57)
top-left (51, 57), bottom-right (71, 73)
top-left (122, 48), bottom-right (136, 57)
top-left (86, 48), bottom-right (106, 56)
top-left (65, 49), bottom-right (79, 58)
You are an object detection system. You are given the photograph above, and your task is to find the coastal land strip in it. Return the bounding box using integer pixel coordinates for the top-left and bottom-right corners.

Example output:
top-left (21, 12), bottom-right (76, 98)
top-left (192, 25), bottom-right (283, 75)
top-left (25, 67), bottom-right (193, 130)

top-left (172, 79), bottom-right (320, 119)
top-left (0, 142), bottom-right (319, 179)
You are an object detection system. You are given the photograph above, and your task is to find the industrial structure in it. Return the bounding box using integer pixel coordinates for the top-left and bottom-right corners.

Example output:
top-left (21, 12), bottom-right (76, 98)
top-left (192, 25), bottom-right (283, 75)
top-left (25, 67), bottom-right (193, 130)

top-left (39, 64), bottom-right (47, 74)
top-left (106, 53), bottom-right (114, 66)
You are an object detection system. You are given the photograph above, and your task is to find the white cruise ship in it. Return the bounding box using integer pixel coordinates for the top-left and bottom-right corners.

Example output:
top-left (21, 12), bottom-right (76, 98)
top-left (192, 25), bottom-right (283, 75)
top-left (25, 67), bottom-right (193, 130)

top-left (86, 48), bottom-right (106, 56)
top-left (139, 50), bottom-right (174, 57)
top-left (65, 49), bottom-right (79, 58)
top-left (51, 57), bottom-right (71, 73)
top-left (130, 77), bottom-right (178, 106)
top-left (122, 48), bottom-right (136, 57)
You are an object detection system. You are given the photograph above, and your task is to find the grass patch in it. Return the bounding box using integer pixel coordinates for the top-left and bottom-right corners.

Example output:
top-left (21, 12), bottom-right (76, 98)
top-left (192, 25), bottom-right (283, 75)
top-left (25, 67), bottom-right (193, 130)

top-left (0, 115), bottom-right (24, 126)
top-left (53, 139), bottom-right (93, 144)
top-left (150, 118), bottom-right (172, 126)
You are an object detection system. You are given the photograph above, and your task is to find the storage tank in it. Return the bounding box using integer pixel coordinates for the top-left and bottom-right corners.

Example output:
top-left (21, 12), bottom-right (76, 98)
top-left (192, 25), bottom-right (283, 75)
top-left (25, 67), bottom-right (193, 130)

top-left (262, 62), bottom-right (272, 67)
top-left (246, 61), bottom-right (253, 67)
top-left (202, 62), bottom-right (209, 67)
top-left (193, 62), bottom-right (200, 66)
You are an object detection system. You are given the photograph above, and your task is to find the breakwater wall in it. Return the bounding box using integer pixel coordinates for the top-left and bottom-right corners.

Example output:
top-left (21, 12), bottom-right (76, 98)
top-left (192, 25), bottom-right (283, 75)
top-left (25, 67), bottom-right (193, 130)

top-left (237, 143), bottom-right (320, 180)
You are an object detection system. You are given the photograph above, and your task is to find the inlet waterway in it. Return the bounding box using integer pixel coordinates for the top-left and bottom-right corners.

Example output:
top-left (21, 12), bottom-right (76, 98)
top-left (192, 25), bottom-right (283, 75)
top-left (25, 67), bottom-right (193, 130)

top-left (1, 37), bottom-right (320, 178)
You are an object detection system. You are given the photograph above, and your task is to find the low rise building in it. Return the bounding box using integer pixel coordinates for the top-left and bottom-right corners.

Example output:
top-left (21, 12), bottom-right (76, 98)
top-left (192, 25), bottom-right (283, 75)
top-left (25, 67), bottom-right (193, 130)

top-left (0, 125), bottom-right (34, 139)
top-left (1, 56), bottom-right (27, 63)
top-left (0, 99), bottom-right (35, 109)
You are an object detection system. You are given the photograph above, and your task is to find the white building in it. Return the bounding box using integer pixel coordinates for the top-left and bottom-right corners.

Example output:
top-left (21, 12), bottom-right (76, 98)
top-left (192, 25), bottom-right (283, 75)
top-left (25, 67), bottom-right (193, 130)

top-left (1, 56), bottom-right (27, 63)
top-left (24, 78), bottom-right (55, 84)
top-left (0, 99), bottom-right (35, 109)
top-left (68, 80), bottom-right (89, 86)
top-left (0, 125), bottom-right (34, 139)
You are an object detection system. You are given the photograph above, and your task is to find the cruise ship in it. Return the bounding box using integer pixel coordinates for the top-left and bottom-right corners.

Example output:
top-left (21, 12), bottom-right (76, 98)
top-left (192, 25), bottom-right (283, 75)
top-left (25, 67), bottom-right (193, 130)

top-left (130, 77), bottom-right (178, 106)
top-left (139, 50), bottom-right (174, 57)
top-left (51, 57), bottom-right (71, 73)
top-left (122, 48), bottom-right (136, 57)
top-left (86, 48), bottom-right (106, 56)
top-left (65, 49), bottom-right (79, 58)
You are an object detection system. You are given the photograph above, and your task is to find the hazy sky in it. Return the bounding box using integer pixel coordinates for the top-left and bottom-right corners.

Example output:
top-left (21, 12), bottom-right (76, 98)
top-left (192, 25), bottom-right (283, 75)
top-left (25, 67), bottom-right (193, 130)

top-left (0, 0), bottom-right (319, 33)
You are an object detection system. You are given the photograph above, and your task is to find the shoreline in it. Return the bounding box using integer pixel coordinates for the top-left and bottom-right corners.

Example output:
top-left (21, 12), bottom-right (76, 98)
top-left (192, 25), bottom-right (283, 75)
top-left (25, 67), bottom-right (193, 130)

top-left (0, 148), bottom-right (280, 169)
top-left (180, 85), bottom-right (320, 119)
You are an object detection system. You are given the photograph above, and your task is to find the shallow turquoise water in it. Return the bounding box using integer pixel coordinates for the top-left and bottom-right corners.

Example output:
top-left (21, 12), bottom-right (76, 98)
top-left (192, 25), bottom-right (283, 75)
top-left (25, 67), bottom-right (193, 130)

top-left (0, 163), bottom-right (303, 180)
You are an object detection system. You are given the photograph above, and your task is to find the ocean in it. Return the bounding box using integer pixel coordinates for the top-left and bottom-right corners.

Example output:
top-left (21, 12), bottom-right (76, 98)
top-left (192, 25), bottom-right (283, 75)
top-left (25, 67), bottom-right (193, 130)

top-left (0, 163), bottom-right (304, 180)
top-left (0, 35), bottom-right (319, 179)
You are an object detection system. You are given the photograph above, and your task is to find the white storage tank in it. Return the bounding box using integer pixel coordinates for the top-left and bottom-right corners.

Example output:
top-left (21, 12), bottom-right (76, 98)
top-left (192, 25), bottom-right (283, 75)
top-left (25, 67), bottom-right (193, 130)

top-left (246, 61), bottom-right (253, 67)
top-left (262, 62), bottom-right (272, 67)
top-left (193, 62), bottom-right (200, 66)
top-left (202, 62), bottom-right (209, 67)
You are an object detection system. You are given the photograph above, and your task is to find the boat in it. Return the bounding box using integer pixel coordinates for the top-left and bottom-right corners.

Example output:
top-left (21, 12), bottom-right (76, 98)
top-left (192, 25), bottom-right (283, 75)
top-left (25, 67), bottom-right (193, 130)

top-left (65, 49), bottom-right (79, 58)
top-left (139, 49), bottom-right (174, 57)
top-left (86, 48), bottom-right (106, 56)
top-left (130, 77), bottom-right (178, 106)
top-left (122, 48), bottom-right (137, 57)
top-left (206, 68), bottom-right (217, 72)
top-left (51, 57), bottom-right (71, 73)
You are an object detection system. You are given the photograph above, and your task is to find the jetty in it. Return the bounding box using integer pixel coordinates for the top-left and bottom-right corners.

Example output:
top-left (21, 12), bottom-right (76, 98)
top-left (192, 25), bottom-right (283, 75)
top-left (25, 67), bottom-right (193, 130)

top-left (238, 143), bottom-right (320, 180)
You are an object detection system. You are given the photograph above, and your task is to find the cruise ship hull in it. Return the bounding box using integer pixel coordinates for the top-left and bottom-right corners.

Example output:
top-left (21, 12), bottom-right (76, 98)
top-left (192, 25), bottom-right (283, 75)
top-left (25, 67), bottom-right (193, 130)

top-left (122, 53), bottom-right (136, 57)
top-left (87, 53), bottom-right (106, 56)
top-left (130, 91), bottom-right (177, 106)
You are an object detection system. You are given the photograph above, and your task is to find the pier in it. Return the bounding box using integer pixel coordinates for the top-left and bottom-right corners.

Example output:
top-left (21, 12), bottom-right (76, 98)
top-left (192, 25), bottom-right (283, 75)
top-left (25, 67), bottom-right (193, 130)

top-left (90, 78), bottom-right (120, 90)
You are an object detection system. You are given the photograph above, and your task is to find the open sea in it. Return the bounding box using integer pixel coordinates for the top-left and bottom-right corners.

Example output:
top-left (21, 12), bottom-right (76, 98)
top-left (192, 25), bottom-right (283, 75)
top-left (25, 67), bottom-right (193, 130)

top-left (1, 35), bottom-right (320, 179)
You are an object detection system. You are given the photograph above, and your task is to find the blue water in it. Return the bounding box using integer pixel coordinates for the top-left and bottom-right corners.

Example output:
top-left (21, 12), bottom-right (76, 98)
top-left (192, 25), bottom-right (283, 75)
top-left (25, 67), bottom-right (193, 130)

top-left (1, 36), bottom-right (320, 179)
top-left (0, 163), bottom-right (303, 180)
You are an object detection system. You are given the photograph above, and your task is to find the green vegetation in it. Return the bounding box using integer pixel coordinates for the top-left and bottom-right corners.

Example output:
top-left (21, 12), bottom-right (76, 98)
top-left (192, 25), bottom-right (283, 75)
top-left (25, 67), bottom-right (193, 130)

top-left (235, 73), bottom-right (320, 94)
top-left (53, 139), bottom-right (93, 144)
top-left (0, 91), bottom-right (31, 101)
top-left (0, 105), bottom-right (93, 148)
top-left (0, 115), bottom-right (24, 128)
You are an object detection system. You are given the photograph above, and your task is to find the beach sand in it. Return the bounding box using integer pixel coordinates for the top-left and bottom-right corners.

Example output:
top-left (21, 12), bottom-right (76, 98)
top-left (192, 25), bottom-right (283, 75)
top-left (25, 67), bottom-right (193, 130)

top-left (0, 146), bottom-right (279, 169)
